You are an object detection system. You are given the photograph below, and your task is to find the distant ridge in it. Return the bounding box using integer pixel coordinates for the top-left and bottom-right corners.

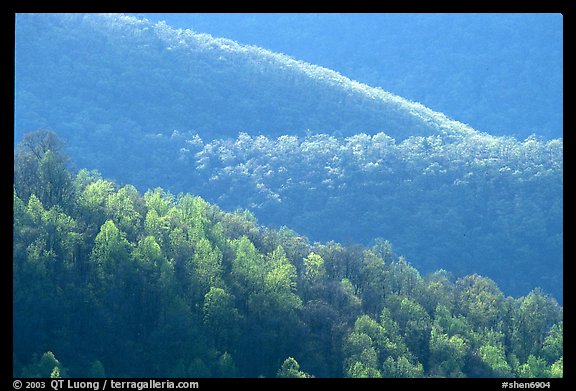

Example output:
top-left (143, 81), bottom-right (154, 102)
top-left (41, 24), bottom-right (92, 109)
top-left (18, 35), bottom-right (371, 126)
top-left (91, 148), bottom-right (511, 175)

top-left (16, 13), bottom-right (477, 145)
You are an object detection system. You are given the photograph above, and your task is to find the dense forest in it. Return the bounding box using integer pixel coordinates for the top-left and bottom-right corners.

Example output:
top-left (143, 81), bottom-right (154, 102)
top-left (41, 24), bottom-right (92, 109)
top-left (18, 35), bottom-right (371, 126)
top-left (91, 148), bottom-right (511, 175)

top-left (14, 13), bottom-right (563, 300)
top-left (13, 130), bottom-right (563, 378)
top-left (132, 13), bottom-right (563, 140)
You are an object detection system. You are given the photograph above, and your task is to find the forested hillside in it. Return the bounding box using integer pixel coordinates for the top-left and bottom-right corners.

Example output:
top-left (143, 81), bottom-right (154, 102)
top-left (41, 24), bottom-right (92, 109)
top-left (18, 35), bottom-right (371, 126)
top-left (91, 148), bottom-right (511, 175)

top-left (15, 13), bottom-right (466, 144)
top-left (14, 13), bottom-right (563, 300)
top-left (13, 131), bottom-right (563, 378)
top-left (133, 13), bottom-right (562, 140)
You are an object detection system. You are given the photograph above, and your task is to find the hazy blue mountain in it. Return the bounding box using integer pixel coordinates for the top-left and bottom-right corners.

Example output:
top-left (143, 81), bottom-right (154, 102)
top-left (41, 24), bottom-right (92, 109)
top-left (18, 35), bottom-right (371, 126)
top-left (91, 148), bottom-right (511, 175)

top-left (131, 13), bottom-right (563, 140)
top-left (15, 13), bottom-right (481, 146)
top-left (14, 13), bottom-right (562, 300)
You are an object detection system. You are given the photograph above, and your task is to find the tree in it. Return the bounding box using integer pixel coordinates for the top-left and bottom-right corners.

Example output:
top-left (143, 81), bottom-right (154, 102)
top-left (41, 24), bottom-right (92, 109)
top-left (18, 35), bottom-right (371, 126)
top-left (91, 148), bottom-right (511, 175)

top-left (382, 356), bottom-right (424, 378)
top-left (511, 288), bottom-right (562, 361)
top-left (359, 249), bottom-right (387, 315)
top-left (303, 252), bottom-right (326, 287)
top-left (202, 287), bottom-right (240, 349)
top-left (394, 297), bottom-right (431, 360)
top-left (343, 331), bottom-right (381, 378)
top-left (478, 344), bottom-right (512, 377)
top-left (187, 238), bottom-right (223, 300)
top-left (541, 322), bottom-right (563, 364)
top-left (428, 325), bottom-right (468, 377)
top-left (262, 246), bottom-right (302, 314)
top-left (277, 357), bottom-right (310, 378)
top-left (77, 179), bottom-right (115, 228)
top-left (15, 130), bottom-right (73, 209)
top-left (517, 355), bottom-right (550, 378)
top-left (216, 352), bottom-right (239, 378)
top-left (22, 351), bottom-right (68, 378)
top-left (230, 235), bottom-right (265, 300)
top-left (455, 274), bottom-right (505, 329)
top-left (90, 220), bottom-right (131, 283)
top-left (105, 184), bottom-right (143, 240)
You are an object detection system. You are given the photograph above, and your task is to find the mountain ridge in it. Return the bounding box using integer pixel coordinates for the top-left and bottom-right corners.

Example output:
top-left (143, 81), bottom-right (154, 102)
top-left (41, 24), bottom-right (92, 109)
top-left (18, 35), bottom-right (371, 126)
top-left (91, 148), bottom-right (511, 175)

top-left (16, 12), bottom-right (482, 145)
top-left (14, 13), bottom-right (563, 300)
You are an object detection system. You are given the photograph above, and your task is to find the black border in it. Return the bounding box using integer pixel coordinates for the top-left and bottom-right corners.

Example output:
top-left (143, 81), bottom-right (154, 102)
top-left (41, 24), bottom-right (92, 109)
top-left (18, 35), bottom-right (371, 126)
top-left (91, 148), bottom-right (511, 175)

top-left (3, 1), bottom-right (573, 389)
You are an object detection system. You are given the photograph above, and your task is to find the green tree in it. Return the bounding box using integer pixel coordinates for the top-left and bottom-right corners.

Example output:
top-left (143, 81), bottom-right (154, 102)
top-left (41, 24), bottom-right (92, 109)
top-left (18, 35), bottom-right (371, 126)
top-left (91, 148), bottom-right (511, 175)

top-left (202, 287), bottom-right (240, 349)
top-left (517, 355), bottom-right (550, 378)
top-left (15, 130), bottom-right (72, 208)
top-left (541, 322), bottom-right (563, 364)
top-left (262, 246), bottom-right (302, 314)
top-left (549, 356), bottom-right (563, 378)
top-left (381, 356), bottom-right (424, 378)
top-left (277, 357), bottom-right (310, 378)
top-left (395, 297), bottom-right (432, 360)
top-left (230, 235), bottom-right (265, 299)
top-left (428, 325), bottom-right (468, 377)
top-left (22, 351), bottom-right (68, 378)
top-left (90, 220), bottom-right (131, 283)
top-left (105, 184), bottom-right (143, 240)
top-left (187, 238), bottom-right (223, 300)
top-left (511, 288), bottom-right (562, 361)
top-left (303, 252), bottom-right (326, 286)
top-left (478, 344), bottom-right (512, 377)
top-left (455, 274), bottom-right (505, 329)
top-left (359, 249), bottom-right (387, 315)
top-left (343, 331), bottom-right (381, 378)
top-left (77, 179), bottom-right (115, 228)
top-left (133, 235), bottom-right (164, 272)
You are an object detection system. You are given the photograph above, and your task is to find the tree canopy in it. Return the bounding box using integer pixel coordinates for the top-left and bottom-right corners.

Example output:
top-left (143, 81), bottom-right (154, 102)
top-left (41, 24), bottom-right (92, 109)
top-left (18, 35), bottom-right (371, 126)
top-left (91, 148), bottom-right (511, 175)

top-left (13, 131), bottom-right (562, 378)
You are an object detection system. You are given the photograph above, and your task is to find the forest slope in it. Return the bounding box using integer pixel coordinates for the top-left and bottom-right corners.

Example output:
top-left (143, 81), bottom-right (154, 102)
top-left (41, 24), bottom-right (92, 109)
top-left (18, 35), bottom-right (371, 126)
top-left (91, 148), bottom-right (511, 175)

top-left (14, 13), bottom-right (563, 300)
top-left (134, 13), bottom-right (562, 139)
top-left (15, 13), bottom-right (476, 146)
top-left (13, 131), bottom-right (563, 378)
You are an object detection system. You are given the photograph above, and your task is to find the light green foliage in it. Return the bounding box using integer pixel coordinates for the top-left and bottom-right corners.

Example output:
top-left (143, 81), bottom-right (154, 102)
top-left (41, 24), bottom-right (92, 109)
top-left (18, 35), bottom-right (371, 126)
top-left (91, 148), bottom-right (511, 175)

top-left (478, 344), bottom-right (512, 377)
top-left (90, 220), bottom-right (131, 281)
top-left (193, 238), bottom-right (223, 291)
top-left (541, 322), bottom-right (563, 364)
top-left (133, 235), bottom-right (164, 271)
top-left (549, 356), bottom-right (563, 378)
top-left (359, 250), bottom-right (387, 314)
top-left (231, 235), bottom-right (265, 297)
top-left (455, 274), bottom-right (505, 329)
top-left (79, 179), bottom-right (115, 214)
top-left (144, 187), bottom-right (174, 217)
top-left (422, 270), bottom-right (455, 313)
top-left (13, 140), bottom-right (563, 378)
top-left (382, 356), bottom-right (424, 378)
top-left (429, 325), bottom-right (468, 377)
top-left (105, 185), bottom-right (142, 239)
top-left (263, 246), bottom-right (302, 313)
top-left (517, 355), bottom-right (550, 378)
top-left (303, 252), bottom-right (326, 285)
top-left (511, 289), bottom-right (562, 362)
top-left (22, 351), bottom-right (68, 378)
top-left (343, 331), bottom-right (381, 378)
top-left (277, 357), bottom-right (310, 378)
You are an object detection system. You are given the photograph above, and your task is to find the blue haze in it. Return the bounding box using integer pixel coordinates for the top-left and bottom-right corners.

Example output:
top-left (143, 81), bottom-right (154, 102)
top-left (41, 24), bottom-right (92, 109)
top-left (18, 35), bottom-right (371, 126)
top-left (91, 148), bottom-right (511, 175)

top-left (132, 13), bottom-right (563, 140)
top-left (14, 13), bottom-right (563, 300)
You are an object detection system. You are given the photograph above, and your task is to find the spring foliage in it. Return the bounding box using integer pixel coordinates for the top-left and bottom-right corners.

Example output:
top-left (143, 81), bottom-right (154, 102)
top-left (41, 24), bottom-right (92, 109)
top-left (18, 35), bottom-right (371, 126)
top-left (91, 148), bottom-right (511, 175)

top-left (13, 132), bottom-right (562, 378)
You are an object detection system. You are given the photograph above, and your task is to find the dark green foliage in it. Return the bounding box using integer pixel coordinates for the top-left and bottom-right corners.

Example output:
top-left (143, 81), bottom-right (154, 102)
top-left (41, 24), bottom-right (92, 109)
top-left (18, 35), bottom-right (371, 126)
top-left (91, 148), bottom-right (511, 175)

top-left (13, 133), bottom-right (562, 378)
